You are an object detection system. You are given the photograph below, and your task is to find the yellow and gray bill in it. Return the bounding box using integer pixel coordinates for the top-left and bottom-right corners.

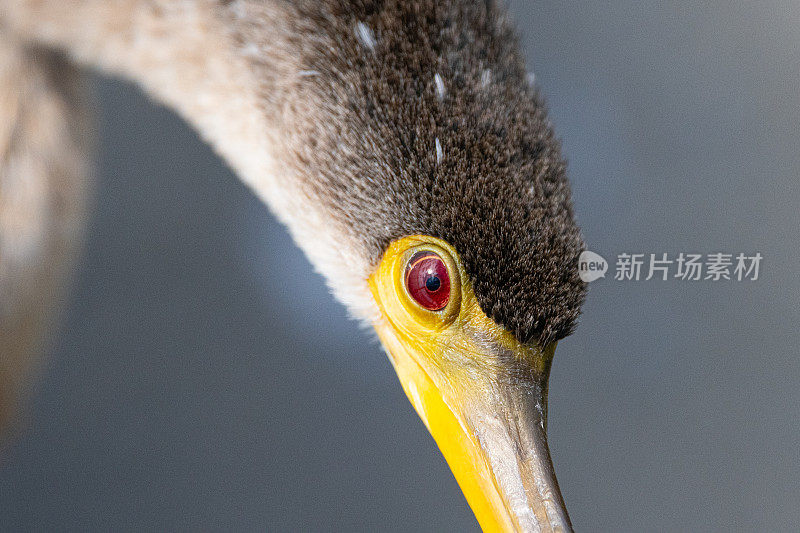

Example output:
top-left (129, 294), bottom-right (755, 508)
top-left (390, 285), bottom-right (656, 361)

top-left (378, 324), bottom-right (572, 532)
top-left (370, 235), bottom-right (572, 532)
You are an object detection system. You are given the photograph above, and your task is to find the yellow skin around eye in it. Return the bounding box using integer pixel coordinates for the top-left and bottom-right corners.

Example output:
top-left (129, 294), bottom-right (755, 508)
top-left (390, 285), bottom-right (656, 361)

top-left (370, 235), bottom-right (549, 380)
top-left (369, 236), bottom-right (558, 533)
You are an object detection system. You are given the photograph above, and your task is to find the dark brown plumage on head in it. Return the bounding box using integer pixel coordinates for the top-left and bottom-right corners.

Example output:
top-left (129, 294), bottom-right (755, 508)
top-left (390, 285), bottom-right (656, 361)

top-left (244, 0), bottom-right (586, 345)
top-left (1, 1), bottom-right (582, 526)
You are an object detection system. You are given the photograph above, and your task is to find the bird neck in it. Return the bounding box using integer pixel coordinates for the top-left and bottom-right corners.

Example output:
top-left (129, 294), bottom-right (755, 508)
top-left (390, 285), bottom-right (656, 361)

top-left (2, 0), bottom-right (382, 320)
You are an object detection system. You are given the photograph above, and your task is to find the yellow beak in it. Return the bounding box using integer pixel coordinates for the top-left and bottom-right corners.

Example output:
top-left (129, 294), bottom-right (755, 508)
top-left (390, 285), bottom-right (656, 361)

top-left (368, 235), bottom-right (572, 532)
top-left (374, 323), bottom-right (572, 532)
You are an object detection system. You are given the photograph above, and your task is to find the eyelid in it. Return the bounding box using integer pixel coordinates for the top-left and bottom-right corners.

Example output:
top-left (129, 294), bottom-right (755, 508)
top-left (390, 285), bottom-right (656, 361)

top-left (407, 253), bottom-right (436, 272)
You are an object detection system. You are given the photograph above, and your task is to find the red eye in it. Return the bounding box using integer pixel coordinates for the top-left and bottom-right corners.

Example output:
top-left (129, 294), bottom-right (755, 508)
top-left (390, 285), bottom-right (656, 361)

top-left (405, 251), bottom-right (451, 311)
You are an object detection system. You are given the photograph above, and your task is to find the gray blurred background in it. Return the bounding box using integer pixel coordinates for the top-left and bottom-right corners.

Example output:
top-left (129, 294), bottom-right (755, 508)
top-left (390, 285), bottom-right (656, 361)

top-left (1, 2), bottom-right (799, 531)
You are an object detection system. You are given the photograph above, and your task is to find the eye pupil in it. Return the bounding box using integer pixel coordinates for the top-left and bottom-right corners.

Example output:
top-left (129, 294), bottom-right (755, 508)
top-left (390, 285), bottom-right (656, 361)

top-left (405, 251), bottom-right (451, 311)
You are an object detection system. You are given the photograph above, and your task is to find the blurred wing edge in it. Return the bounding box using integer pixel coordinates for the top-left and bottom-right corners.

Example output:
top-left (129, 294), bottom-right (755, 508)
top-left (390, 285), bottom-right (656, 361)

top-left (0, 38), bottom-right (92, 439)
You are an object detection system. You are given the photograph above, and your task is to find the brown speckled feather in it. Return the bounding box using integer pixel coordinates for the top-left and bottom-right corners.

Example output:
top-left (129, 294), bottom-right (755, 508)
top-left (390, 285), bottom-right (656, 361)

top-left (0, 1), bottom-right (585, 431)
top-left (266, 1), bottom-right (587, 344)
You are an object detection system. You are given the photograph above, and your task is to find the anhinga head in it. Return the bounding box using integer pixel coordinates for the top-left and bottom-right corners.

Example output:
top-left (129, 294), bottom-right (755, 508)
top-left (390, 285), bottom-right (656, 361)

top-left (1, 0), bottom-right (586, 525)
top-left (0, 0), bottom-right (588, 526)
top-left (222, 2), bottom-right (587, 531)
top-left (369, 236), bottom-right (579, 531)
top-left (0, 0), bottom-right (587, 529)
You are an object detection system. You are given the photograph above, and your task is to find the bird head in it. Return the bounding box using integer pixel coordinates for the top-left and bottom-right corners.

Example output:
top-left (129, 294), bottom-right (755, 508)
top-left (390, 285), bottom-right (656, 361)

top-left (370, 235), bottom-right (576, 531)
top-left (227, 2), bottom-right (586, 530)
top-left (2, 0), bottom-right (585, 529)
